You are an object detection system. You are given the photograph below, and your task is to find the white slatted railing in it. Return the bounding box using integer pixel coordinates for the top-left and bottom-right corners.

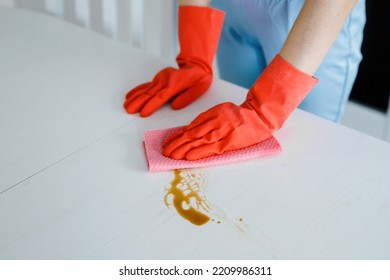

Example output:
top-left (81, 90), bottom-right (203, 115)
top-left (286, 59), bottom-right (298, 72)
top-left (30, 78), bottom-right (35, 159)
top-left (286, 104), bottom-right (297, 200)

top-left (11, 0), bottom-right (176, 61)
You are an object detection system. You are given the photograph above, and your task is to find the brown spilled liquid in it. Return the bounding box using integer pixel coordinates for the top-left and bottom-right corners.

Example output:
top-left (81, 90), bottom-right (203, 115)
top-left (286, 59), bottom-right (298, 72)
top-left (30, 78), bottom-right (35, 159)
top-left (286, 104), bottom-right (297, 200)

top-left (164, 169), bottom-right (211, 226)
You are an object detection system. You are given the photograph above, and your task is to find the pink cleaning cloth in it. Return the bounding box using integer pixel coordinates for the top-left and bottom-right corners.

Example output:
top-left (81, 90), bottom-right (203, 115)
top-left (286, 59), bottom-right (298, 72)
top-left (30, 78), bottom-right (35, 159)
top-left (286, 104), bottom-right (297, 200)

top-left (143, 126), bottom-right (282, 172)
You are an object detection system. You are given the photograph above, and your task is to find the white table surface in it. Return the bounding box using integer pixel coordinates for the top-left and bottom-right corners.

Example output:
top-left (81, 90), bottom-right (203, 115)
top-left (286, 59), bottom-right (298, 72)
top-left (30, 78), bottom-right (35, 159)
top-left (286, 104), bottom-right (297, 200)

top-left (1, 7), bottom-right (390, 260)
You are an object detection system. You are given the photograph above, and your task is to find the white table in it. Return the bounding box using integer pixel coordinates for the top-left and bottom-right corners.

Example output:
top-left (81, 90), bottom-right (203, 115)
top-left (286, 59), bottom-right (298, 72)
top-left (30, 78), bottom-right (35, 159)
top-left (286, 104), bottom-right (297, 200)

top-left (1, 7), bottom-right (390, 260)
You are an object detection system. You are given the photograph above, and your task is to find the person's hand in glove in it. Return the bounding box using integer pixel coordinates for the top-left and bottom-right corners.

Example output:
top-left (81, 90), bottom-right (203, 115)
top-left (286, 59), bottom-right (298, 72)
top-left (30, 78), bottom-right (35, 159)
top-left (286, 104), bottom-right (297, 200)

top-left (123, 6), bottom-right (224, 117)
top-left (162, 54), bottom-right (318, 160)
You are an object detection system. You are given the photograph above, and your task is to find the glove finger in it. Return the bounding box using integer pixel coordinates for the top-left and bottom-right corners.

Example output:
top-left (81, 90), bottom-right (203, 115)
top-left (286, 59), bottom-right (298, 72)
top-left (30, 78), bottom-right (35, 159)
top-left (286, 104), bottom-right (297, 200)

top-left (184, 130), bottom-right (266, 160)
top-left (140, 83), bottom-right (184, 117)
top-left (124, 92), bottom-right (153, 114)
top-left (163, 120), bottom-right (209, 153)
top-left (125, 82), bottom-right (150, 99)
top-left (126, 67), bottom-right (172, 102)
top-left (170, 76), bottom-right (211, 110)
top-left (125, 77), bottom-right (170, 115)
top-left (124, 87), bottom-right (147, 107)
top-left (162, 118), bottom-right (221, 157)
top-left (184, 136), bottom-right (233, 160)
top-left (162, 108), bottom-right (221, 150)
top-left (162, 123), bottom-right (200, 148)
top-left (169, 138), bottom-right (203, 160)
top-left (162, 129), bottom-right (198, 158)
top-left (169, 126), bottom-right (234, 160)
top-left (162, 128), bottom-right (186, 148)
top-left (163, 101), bottom-right (230, 151)
top-left (184, 143), bottom-right (223, 160)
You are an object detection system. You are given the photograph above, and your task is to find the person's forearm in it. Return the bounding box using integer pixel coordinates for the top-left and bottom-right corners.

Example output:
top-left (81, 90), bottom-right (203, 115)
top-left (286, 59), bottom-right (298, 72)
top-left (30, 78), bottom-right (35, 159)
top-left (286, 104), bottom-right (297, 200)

top-left (178, 0), bottom-right (210, 6)
top-left (279, 0), bottom-right (358, 75)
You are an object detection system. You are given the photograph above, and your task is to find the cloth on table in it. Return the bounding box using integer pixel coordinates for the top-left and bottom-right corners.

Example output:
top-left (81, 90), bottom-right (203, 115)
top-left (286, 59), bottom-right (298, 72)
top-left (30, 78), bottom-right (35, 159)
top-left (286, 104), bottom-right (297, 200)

top-left (143, 126), bottom-right (282, 172)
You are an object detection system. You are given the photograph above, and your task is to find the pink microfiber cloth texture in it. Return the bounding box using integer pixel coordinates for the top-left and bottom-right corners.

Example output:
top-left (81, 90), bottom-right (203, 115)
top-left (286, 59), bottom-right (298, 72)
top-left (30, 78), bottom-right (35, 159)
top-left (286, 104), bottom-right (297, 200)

top-left (143, 126), bottom-right (282, 172)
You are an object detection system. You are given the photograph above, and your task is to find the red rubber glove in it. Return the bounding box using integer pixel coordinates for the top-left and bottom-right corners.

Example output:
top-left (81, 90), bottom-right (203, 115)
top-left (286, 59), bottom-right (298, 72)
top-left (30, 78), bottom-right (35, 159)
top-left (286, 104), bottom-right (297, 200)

top-left (123, 6), bottom-right (224, 117)
top-left (162, 54), bottom-right (319, 160)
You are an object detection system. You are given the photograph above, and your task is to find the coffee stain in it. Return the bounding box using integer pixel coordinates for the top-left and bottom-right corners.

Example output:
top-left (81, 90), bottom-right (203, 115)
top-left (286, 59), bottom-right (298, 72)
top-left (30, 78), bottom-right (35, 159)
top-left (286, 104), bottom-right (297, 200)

top-left (163, 169), bottom-right (245, 231)
top-left (164, 169), bottom-right (212, 226)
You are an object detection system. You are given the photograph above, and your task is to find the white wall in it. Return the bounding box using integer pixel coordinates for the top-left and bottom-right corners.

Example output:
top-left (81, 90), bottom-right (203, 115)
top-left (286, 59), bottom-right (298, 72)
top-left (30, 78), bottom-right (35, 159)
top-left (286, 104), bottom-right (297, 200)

top-left (0, 0), bottom-right (177, 62)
